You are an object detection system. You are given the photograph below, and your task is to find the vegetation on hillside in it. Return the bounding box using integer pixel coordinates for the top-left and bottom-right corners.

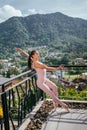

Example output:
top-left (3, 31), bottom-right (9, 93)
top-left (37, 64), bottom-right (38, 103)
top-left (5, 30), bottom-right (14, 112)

top-left (0, 12), bottom-right (87, 58)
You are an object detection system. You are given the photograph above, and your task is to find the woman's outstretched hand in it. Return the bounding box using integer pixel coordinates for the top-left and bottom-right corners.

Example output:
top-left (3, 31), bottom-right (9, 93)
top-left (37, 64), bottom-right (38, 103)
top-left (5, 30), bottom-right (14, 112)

top-left (15, 48), bottom-right (23, 53)
top-left (57, 65), bottom-right (64, 70)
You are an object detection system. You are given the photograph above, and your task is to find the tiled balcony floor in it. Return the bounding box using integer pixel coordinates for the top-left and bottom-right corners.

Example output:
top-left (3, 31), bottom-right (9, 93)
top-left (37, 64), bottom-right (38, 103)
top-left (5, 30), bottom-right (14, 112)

top-left (41, 108), bottom-right (87, 130)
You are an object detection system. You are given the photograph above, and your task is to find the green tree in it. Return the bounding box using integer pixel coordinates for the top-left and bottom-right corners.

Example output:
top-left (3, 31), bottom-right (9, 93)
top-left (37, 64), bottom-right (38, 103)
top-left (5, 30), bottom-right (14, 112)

top-left (0, 64), bottom-right (3, 69)
top-left (60, 54), bottom-right (70, 65)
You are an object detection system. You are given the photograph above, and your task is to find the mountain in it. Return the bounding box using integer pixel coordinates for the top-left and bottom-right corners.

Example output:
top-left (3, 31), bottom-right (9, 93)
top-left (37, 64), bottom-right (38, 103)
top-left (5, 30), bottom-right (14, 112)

top-left (0, 12), bottom-right (87, 57)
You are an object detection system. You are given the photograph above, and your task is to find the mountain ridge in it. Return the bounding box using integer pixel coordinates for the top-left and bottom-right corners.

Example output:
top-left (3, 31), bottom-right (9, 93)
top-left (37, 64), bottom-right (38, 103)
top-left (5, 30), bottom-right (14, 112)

top-left (0, 12), bottom-right (87, 57)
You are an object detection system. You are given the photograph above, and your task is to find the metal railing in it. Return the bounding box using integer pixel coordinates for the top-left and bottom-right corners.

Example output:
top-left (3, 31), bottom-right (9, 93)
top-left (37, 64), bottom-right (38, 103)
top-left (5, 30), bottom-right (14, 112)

top-left (0, 70), bottom-right (44, 130)
top-left (47, 65), bottom-right (87, 103)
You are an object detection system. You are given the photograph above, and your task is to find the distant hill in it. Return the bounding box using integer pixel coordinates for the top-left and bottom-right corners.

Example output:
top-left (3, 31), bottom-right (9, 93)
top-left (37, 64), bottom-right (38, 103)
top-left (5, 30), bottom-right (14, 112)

top-left (0, 12), bottom-right (87, 57)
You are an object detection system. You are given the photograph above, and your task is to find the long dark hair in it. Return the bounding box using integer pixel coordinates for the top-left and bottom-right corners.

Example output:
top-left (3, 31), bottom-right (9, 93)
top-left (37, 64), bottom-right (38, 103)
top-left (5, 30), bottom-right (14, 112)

top-left (28, 50), bottom-right (36, 69)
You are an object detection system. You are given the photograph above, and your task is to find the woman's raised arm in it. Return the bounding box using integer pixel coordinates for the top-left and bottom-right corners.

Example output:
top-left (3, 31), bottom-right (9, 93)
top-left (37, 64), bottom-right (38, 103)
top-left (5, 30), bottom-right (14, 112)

top-left (16, 48), bottom-right (29, 58)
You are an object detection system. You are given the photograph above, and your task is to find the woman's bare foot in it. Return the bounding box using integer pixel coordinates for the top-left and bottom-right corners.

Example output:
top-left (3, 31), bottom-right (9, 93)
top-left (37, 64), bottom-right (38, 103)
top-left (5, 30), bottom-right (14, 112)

top-left (61, 102), bottom-right (70, 112)
top-left (53, 101), bottom-right (58, 111)
top-left (53, 101), bottom-right (70, 112)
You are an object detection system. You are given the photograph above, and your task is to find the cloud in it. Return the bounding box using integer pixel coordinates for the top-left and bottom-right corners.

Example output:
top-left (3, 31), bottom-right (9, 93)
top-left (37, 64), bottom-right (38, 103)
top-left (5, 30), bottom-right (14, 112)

top-left (28, 8), bottom-right (45, 15)
top-left (0, 5), bottom-right (23, 23)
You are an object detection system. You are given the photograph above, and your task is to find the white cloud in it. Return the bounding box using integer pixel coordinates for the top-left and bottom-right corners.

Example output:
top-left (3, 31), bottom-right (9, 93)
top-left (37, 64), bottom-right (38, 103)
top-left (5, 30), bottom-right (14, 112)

top-left (0, 5), bottom-right (23, 23)
top-left (28, 8), bottom-right (45, 15)
top-left (28, 9), bottom-right (37, 14)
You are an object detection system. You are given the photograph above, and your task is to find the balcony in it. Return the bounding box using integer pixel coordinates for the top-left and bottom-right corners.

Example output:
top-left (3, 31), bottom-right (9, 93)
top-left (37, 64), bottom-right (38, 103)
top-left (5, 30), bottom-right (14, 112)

top-left (0, 66), bottom-right (87, 130)
top-left (41, 104), bottom-right (87, 130)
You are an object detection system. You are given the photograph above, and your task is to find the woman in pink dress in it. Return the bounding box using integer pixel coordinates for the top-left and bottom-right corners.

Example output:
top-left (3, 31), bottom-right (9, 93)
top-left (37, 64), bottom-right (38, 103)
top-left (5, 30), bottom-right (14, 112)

top-left (16, 48), bottom-right (69, 112)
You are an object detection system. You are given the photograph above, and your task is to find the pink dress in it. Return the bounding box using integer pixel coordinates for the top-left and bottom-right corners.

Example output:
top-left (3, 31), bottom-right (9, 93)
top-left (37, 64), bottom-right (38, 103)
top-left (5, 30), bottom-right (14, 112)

top-left (35, 67), bottom-right (46, 83)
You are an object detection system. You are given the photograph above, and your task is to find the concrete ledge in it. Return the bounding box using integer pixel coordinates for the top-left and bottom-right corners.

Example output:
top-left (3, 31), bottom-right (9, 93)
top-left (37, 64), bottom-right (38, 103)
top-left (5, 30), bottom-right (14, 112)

top-left (46, 98), bottom-right (87, 104)
top-left (61, 99), bottom-right (87, 104)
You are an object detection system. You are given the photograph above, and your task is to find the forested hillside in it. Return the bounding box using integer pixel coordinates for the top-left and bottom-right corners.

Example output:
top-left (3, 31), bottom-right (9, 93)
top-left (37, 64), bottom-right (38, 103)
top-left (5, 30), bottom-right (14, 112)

top-left (0, 12), bottom-right (87, 57)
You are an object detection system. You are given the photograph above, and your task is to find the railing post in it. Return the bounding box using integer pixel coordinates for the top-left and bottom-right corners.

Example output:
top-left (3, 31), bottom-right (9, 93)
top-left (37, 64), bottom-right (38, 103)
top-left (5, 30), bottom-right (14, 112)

top-left (1, 84), bottom-right (10, 130)
top-left (60, 70), bottom-right (63, 78)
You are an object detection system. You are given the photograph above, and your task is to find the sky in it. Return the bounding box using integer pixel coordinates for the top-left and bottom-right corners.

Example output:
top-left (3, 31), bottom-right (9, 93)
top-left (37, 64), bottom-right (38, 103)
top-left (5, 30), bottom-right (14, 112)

top-left (0, 0), bottom-right (87, 23)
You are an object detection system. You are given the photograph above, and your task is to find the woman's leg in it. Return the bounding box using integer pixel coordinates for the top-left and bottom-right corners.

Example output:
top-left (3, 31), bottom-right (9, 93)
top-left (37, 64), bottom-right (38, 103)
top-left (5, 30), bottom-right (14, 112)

top-left (37, 80), bottom-right (69, 111)
top-left (45, 79), bottom-right (58, 97)
top-left (37, 80), bottom-right (61, 104)
top-left (45, 79), bottom-right (58, 109)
